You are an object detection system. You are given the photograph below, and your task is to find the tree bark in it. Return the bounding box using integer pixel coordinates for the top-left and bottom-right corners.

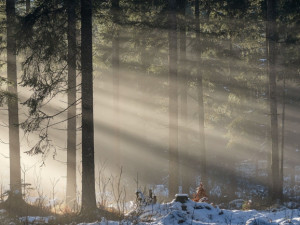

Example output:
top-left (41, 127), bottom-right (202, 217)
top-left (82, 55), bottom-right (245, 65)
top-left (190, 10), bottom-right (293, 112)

top-left (26, 0), bottom-right (30, 13)
top-left (279, 72), bottom-right (285, 201)
top-left (266, 0), bottom-right (280, 203)
top-left (168, 0), bottom-right (179, 198)
top-left (81, 0), bottom-right (97, 213)
top-left (66, 0), bottom-right (77, 208)
top-left (195, 0), bottom-right (207, 187)
top-left (6, 0), bottom-right (22, 197)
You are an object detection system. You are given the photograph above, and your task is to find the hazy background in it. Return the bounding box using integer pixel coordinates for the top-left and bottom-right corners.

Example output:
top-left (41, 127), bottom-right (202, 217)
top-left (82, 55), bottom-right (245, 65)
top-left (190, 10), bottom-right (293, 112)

top-left (0, 2), bottom-right (300, 206)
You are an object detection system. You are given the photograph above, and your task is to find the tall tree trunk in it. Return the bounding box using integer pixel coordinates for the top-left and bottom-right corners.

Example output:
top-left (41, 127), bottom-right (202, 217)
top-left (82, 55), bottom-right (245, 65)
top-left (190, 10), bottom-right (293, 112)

top-left (168, 0), bottom-right (179, 198)
top-left (195, 0), bottom-right (206, 187)
top-left (6, 0), bottom-right (22, 197)
top-left (26, 0), bottom-right (30, 13)
top-left (81, 0), bottom-right (97, 213)
top-left (279, 72), bottom-right (285, 201)
top-left (112, 0), bottom-right (120, 168)
top-left (266, 0), bottom-right (280, 203)
top-left (66, 0), bottom-right (77, 208)
top-left (178, 0), bottom-right (189, 195)
top-left (227, 37), bottom-right (238, 200)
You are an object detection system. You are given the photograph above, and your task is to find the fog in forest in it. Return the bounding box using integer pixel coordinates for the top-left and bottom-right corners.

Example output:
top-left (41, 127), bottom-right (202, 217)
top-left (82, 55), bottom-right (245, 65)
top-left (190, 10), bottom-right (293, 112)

top-left (0, 0), bottom-right (299, 213)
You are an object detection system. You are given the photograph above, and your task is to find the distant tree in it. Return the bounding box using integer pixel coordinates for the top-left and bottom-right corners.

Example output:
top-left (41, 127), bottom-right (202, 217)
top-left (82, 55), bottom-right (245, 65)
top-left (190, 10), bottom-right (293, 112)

top-left (6, 0), bottom-right (22, 199)
top-left (279, 71), bottom-right (285, 201)
top-left (66, 0), bottom-right (78, 208)
top-left (80, 0), bottom-right (97, 214)
top-left (195, 0), bottom-right (206, 188)
top-left (266, 0), bottom-right (280, 202)
top-left (168, 0), bottom-right (179, 198)
top-left (178, 0), bottom-right (190, 195)
top-left (277, 0), bottom-right (300, 200)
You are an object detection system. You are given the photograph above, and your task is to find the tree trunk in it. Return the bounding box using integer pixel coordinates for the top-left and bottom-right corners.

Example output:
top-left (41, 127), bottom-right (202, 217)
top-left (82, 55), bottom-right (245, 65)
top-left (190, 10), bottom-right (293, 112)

top-left (26, 0), bottom-right (30, 13)
top-left (112, 0), bottom-right (120, 168)
top-left (279, 72), bottom-right (286, 201)
top-left (81, 0), bottom-right (97, 213)
top-left (178, 0), bottom-right (189, 195)
top-left (168, 0), bottom-right (179, 199)
top-left (66, 0), bottom-right (77, 208)
top-left (266, 0), bottom-right (280, 203)
top-left (6, 0), bottom-right (22, 197)
top-left (195, 0), bottom-right (206, 187)
top-left (227, 37), bottom-right (238, 200)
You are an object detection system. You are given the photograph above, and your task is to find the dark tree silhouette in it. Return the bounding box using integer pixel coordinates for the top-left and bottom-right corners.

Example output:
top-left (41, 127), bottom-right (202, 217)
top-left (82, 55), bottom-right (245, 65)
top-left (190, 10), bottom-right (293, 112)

top-left (80, 0), bottom-right (97, 213)
top-left (266, 0), bottom-right (280, 202)
top-left (26, 0), bottom-right (30, 13)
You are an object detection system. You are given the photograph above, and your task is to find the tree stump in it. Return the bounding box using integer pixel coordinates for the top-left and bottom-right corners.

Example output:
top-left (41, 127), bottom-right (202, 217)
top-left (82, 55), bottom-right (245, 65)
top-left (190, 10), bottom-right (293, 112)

top-left (175, 194), bottom-right (188, 203)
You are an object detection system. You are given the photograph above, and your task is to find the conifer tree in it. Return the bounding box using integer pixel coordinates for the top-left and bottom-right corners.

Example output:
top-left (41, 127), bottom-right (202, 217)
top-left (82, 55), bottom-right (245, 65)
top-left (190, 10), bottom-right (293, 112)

top-left (66, 0), bottom-right (77, 208)
top-left (6, 0), bottom-right (22, 199)
top-left (80, 0), bottom-right (97, 214)
top-left (266, 0), bottom-right (280, 202)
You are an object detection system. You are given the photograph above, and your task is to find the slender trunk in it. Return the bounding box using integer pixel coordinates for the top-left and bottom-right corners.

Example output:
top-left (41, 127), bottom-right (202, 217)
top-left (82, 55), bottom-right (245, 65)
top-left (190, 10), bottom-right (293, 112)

top-left (7, 0), bottom-right (22, 197)
top-left (112, 0), bottom-right (120, 168)
top-left (291, 165), bottom-right (295, 197)
top-left (266, 0), bottom-right (280, 203)
top-left (66, 0), bottom-right (77, 208)
top-left (228, 37), bottom-right (238, 199)
top-left (26, 0), bottom-right (30, 13)
top-left (279, 73), bottom-right (285, 201)
top-left (168, 0), bottom-right (179, 198)
top-left (179, 0), bottom-right (189, 195)
top-left (195, 0), bottom-right (206, 187)
top-left (81, 0), bottom-right (97, 213)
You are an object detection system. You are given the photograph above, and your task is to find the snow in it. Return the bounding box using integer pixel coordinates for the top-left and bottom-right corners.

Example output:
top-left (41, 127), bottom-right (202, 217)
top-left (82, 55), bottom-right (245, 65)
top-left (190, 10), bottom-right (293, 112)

top-left (228, 199), bottom-right (245, 209)
top-left (76, 199), bottom-right (300, 225)
top-left (259, 59), bottom-right (267, 62)
top-left (209, 185), bottom-right (222, 197)
top-left (153, 185), bottom-right (168, 197)
top-left (77, 219), bottom-right (120, 225)
top-left (175, 194), bottom-right (188, 197)
top-left (1, 196), bottom-right (298, 225)
top-left (19, 216), bottom-right (55, 224)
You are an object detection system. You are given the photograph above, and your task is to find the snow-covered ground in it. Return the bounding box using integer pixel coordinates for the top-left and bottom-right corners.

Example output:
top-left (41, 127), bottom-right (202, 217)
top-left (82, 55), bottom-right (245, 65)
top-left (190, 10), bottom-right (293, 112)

top-left (76, 199), bottom-right (300, 225)
top-left (1, 199), bottom-right (300, 224)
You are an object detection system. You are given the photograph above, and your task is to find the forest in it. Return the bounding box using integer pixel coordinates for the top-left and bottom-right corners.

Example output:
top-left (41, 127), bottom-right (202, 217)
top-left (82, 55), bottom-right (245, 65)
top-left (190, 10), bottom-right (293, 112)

top-left (0, 0), bottom-right (299, 224)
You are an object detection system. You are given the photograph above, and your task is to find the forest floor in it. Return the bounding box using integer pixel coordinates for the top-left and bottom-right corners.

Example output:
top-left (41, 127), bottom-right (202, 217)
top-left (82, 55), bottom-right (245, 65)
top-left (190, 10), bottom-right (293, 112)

top-left (1, 199), bottom-right (300, 225)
